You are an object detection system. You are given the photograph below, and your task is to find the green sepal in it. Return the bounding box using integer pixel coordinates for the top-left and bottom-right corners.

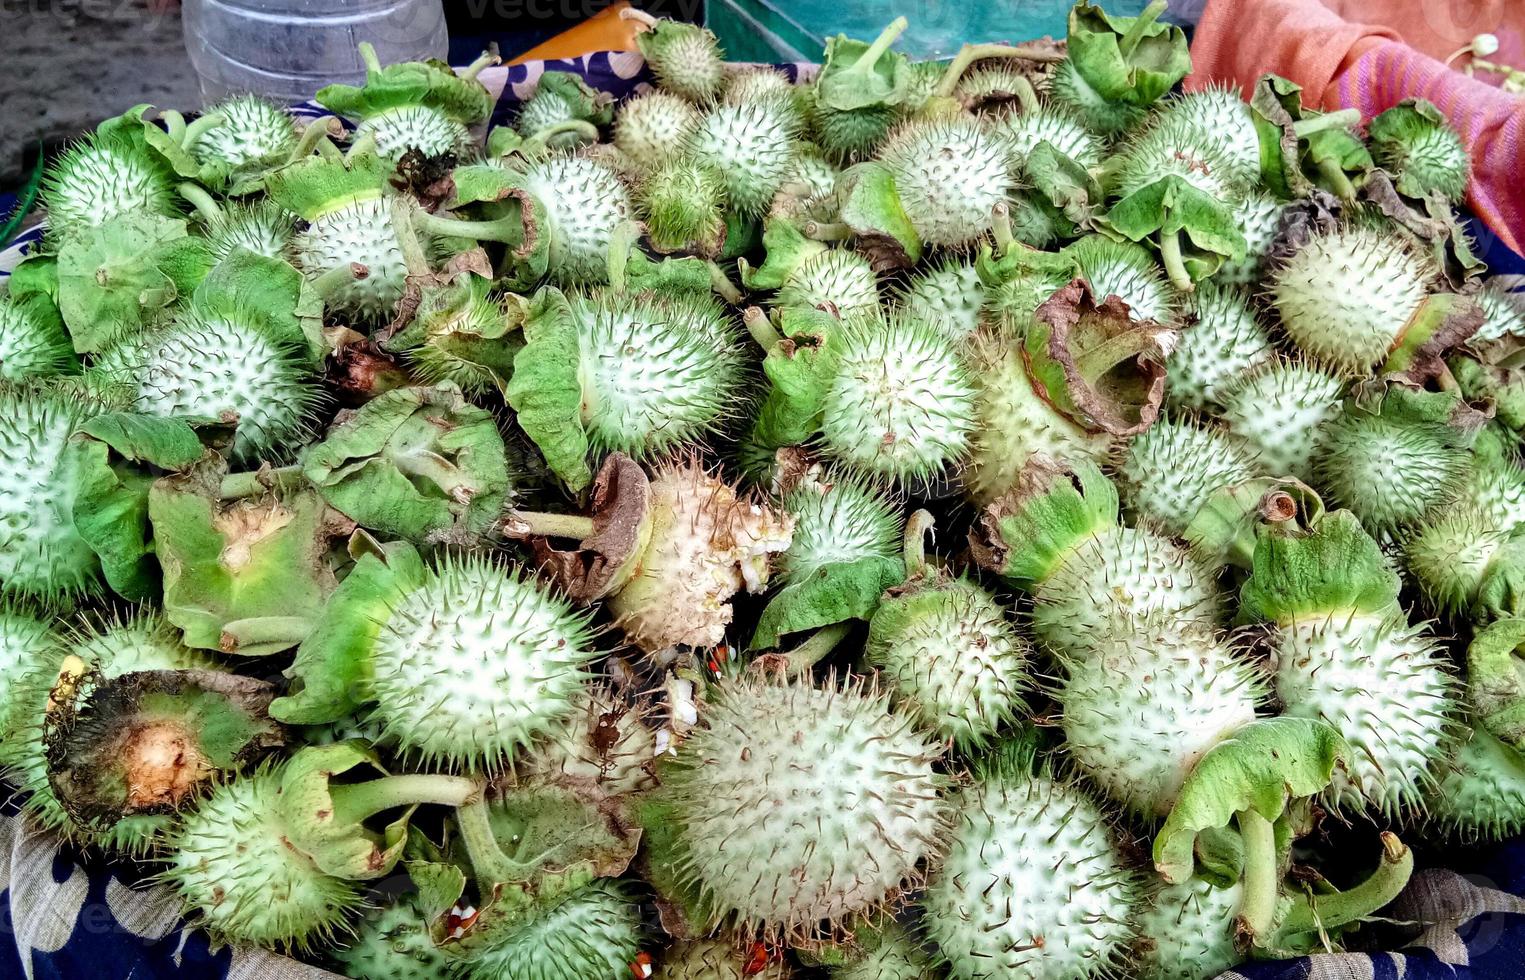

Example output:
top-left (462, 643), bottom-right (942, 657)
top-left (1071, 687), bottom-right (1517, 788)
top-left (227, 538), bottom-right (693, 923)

top-left (969, 455), bottom-right (1120, 589)
top-left (1237, 509), bottom-right (1400, 625)
top-left (835, 161), bottom-right (922, 267)
top-left (742, 307), bottom-right (843, 464)
top-left (749, 554), bottom-right (904, 651)
top-left (1466, 618), bottom-right (1525, 751)
top-left (629, 794), bottom-right (713, 939)
top-left (138, 113), bottom-right (233, 189)
top-left (80, 413), bottom-right (208, 470)
top-left (149, 463), bottom-right (345, 656)
top-left (1368, 99), bottom-right (1465, 200)
top-left (1382, 293), bottom-right (1485, 381)
top-left (302, 383), bottom-right (512, 546)
top-left (1066, 0), bottom-right (1190, 107)
top-left (56, 214), bottom-right (214, 353)
top-left (816, 20), bottom-right (912, 112)
top-left (269, 537), bottom-right (427, 725)
top-left (1192, 825), bottom-right (1246, 888)
top-left (1466, 531), bottom-right (1525, 624)
top-left (504, 287), bottom-right (591, 492)
top-left (1022, 280), bottom-right (1169, 434)
top-left (1362, 174), bottom-right (1487, 291)
top-left (45, 668), bottom-right (285, 831)
top-left (1023, 141), bottom-right (1105, 233)
top-left (1453, 349), bottom-right (1525, 436)
top-left (739, 218), bottom-right (826, 292)
top-left (277, 742), bottom-right (415, 880)
top-left (192, 247), bottom-right (325, 363)
top-left (448, 162), bottom-right (523, 208)
top-left (1250, 75), bottom-right (1363, 200)
top-left (975, 238), bottom-right (1079, 293)
top-left (619, 249), bottom-right (717, 296)
top-left (1304, 129), bottom-right (1375, 201)
top-left (381, 271), bottom-right (523, 391)
top-left (721, 211), bottom-right (762, 261)
top-left (6, 254), bottom-right (60, 304)
top-left (1153, 716), bottom-right (1347, 884)
top-left (1348, 380), bottom-right (1487, 448)
top-left (316, 56), bottom-right (492, 125)
top-left (1184, 477), bottom-right (1324, 571)
top-left (1099, 175), bottom-right (1246, 284)
top-left (264, 148), bottom-right (393, 222)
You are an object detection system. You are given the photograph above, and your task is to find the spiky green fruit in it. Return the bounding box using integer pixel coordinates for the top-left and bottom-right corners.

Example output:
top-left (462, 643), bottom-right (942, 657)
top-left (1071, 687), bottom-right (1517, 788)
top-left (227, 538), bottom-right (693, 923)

top-left (661, 938), bottom-right (792, 979)
top-left (818, 311), bottom-right (976, 483)
top-left (365, 556), bottom-right (596, 771)
top-left (516, 74), bottom-right (609, 147)
top-left (1428, 725), bottom-right (1525, 842)
top-left (1405, 505), bottom-right (1511, 617)
top-left (655, 674), bottom-right (948, 942)
top-left (386, 275), bottom-right (518, 395)
top-left (987, 104), bottom-right (1104, 171)
top-left (519, 154), bottom-right (633, 283)
top-left (162, 767), bottom-right (363, 951)
top-left (775, 248), bottom-right (880, 318)
top-left (1135, 877), bottom-right (1244, 980)
top-left (462, 880), bottom-right (643, 980)
top-left (186, 95), bottom-right (298, 172)
top-left (1270, 226), bottom-right (1433, 374)
top-left (829, 923), bottom-right (936, 980)
top-left (1369, 100), bottom-right (1470, 202)
top-left (636, 18), bottom-right (726, 103)
top-left (1466, 458), bottom-right (1525, 533)
top-left (1058, 626), bottom-right (1263, 817)
top-left (1215, 193), bottom-right (1283, 286)
top-left (520, 684), bottom-right (657, 795)
top-left (0, 613), bottom-right (216, 854)
top-left (777, 468), bottom-right (901, 584)
top-left (0, 294), bottom-right (76, 381)
top-left (1272, 612), bottom-right (1456, 815)
top-left (356, 105), bottom-right (471, 162)
top-left (567, 290), bottom-right (745, 456)
top-left (1113, 116), bottom-right (1246, 201)
top-left (726, 67), bottom-right (799, 106)
top-left (1049, 57), bottom-right (1146, 136)
top-left (293, 197), bottom-right (409, 320)
top-left (0, 385), bottom-right (107, 600)
top-left (899, 258), bottom-right (984, 339)
top-left (1218, 360), bottom-right (1345, 482)
top-left (922, 762), bottom-right (1138, 980)
top-left (333, 896), bottom-right (449, 980)
top-left (1165, 282), bottom-right (1272, 411)
top-left (1063, 236), bottom-right (1176, 323)
top-left (637, 158), bottom-right (725, 255)
top-left (615, 92), bottom-right (702, 172)
top-left (689, 100), bottom-right (799, 215)
top-left (866, 574), bottom-right (1031, 750)
top-left (879, 117), bottom-right (1014, 247)
top-left (200, 198), bottom-right (295, 262)
top-left (0, 608), bottom-right (53, 739)
top-left (1471, 281), bottom-right (1525, 345)
top-left (42, 130), bottom-right (178, 239)
top-left (1117, 418), bottom-right (1263, 536)
top-left (95, 309), bottom-right (317, 464)
top-left (809, 96), bottom-right (899, 161)
top-left (1152, 86), bottom-right (1260, 183)
top-left (955, 64), bottom-right (1038, 112)
top-left (785, 145), bottom-right (841, 201)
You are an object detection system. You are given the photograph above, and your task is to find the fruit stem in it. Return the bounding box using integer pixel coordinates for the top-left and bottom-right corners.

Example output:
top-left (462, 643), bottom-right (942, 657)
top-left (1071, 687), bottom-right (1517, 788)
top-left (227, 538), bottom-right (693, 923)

top-left (329, 774), bottom-right (482, 826)
top-left (391, 199), bottom-right (435, 276)
top-left (220, 465), bottom-right (306, 500)
top-left (1158, 230), bottom-right (1196, 293)
top-left (991, 201), bottom-right (1014, 251)
top-left (291, 117), bottom-right (342, 161)
top-left (1233, 809), bottom-right (1280, 949)
top-left (1120, 0), bottom-right (1169, 59)
top-left (619, 7), bottom-right (659, 30)
top-left (527, 119), bottom-right (600, 149)
top-left (903, 508), bottom-right (935, 578)
top-left (359, 42), bottom-right (383, 75)
top-left (346, 131), bottom-right (380, 163)
top-left (159, 109), bottom-right (187, 143)
top-left (1315, 156), bottom-right (1359, 202)
top-left (393, 447), bottom-right (471, 499)
top-left (744, 306), bottom-right (782, 349)
top-left (455, 798), bottom-right (555, 894)
top-left (783, 622), bottom-right (853, 677)
top-left (709, 262), bottom-right (744, 305)
top-left (182, 112), bottom-right (226, 148)
top-left (1291, 108), bottom-right (1361, 139)
top-left (506, 510), bottom-right (596, 541)
top-left (415, 210), bottom-right (528, 246)
top-left (308, 260), bottom-right (371, 300)
top-left (934, 42), bottom-right (1064, 98)
top-left (178, 182), bottom-right (224, 224)
top-left (1271, 832), bottom-right (1413, 942)
top-left (804, 221), bottom-right (853, 242)
top-left (854, 17), bottom-right (909, 74)
top-left (316, 137), bottom-right (346, 164)
top-left (461, 50), bottom-right (500, 81)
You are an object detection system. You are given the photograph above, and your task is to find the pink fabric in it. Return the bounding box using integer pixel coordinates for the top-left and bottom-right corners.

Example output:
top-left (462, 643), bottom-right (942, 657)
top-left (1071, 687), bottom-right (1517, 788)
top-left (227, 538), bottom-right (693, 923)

top-left (1185, 0), bottom-right (1525, 258)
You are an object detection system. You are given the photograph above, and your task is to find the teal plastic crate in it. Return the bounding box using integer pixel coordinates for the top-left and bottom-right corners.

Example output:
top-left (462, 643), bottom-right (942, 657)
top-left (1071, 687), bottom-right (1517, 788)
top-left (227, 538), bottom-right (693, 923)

top-left (707, 0), bottom-right (1150, 62)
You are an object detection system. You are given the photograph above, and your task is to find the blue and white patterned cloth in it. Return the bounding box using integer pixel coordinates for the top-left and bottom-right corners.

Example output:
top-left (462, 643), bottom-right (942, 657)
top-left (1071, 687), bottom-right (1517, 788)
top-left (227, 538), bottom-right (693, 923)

top-left (3, 51), bottom-right (1524, 980)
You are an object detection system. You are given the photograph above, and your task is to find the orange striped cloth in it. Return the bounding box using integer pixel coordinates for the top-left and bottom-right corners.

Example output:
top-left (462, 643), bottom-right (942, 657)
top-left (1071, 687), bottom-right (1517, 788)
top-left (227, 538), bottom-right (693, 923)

top-left (1185, 0), bottom-right (1525, 256)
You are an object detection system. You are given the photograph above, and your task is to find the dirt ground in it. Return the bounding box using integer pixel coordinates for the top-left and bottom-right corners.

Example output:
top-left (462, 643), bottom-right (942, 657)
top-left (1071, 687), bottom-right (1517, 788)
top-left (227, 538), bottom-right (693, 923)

top-left (3, 1), bottom-right (202, 188)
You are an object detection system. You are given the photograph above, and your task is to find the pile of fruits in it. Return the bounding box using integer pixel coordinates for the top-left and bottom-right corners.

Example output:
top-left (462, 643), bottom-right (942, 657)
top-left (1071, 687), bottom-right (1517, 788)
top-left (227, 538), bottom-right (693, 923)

top-left (1, 1), bottom-right (1523, 977)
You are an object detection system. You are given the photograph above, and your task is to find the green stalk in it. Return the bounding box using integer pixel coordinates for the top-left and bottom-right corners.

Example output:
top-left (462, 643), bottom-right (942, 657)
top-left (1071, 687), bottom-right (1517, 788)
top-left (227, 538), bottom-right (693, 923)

top-left (709, 262), bottom-right (744, 305)
top-left (784, 622), bottom-right (853, 676)
top-left (159, 110), bottom-right (187, 143)
top-left (219, 465), bottom-right (306, 500)
top-left (934, 42), bottom-right (1064, 99)
top-left (316, 137), bottom-right (345, 164)
top-left (183, 112), bottom-right (226, 147)
top-left (507, 510), bottom-right (596, 541)
top-left (991, 201), bottom-right (1015, 252)
top-left (527, 119), bottom-right (599, 150)
top-left (461, 50), bottom-right (500, 81)
top-left (804, 221), bottom-right (853, 242)
top-left (1119, 0), bottom-right (1168, 59)
top-left (605, 219), bottom-right (641, 294)
top-left (391, 199), bottom-right (434, 276)
top-left (1159, 229), bottom-right (1195, 293)
top-left (345, 131), bottom-right (379, 163)
top-left (743, 306), bottom-right (782, 349)
top-left (854, 17), bottom-right (909, 75)
top-left (290, 116), bottom-right (341, 162)
top-left (178, 183), bottom-right (225, 225)
top-left (394, 448), bottom-right (470, 499)
top-left (903, 509), bottom-right (935, 579)
top-left (307, 260), bottom-right (370, 300)
top-left (455, 798), bottom-right (555, 895)
top-left (1234, 810), bottom-right (1280, 950)
top-left (1272, 832), bottom-right (1412, 942)
top-left (415, 210), bottom-right (529, 246)
top-left (359, 42), bottom-right (383, 75)
top-left (1291, 109), bottom-right (1361, 139)
top-left (1315, 156), bottom-right (1359, 202)
top-left (329, 774), bottom-right (482, 826)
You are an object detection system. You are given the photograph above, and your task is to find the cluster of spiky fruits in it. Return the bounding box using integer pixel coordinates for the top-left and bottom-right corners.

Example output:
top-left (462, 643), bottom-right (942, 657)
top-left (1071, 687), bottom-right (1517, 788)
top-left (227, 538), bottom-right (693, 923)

top-left (0, 2), bottom-right (1520, 978)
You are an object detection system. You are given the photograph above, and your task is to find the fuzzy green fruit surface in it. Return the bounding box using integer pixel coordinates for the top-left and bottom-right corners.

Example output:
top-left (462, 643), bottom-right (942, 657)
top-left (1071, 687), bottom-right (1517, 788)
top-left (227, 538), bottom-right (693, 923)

top-left (366, 556), bottom-right (596, 771)
top-left (1113, 116), bottom-right (1244, 201)
top-left (355, 105), bottom-right (470, 162)
top-left (520, 155), bottom-right (633, 284)
top-left (988, 104), bottom-right (1104, 171)
top-left (775, 249), bottom-right (880, 320)
top-left (690, 101), bottom-right (799, 216)
top-left (1155, 86), bottom-right (1260, 183)
top-left (777, 469), bottom-right (901, 585)
top-left (293, 197), bottom-right (408, 320)
top-left (818, 314), bottom-right (975, 483)
top-left (1271, 226), bottom-right (1432, 374)
top-left (333, 897), bottom-right (448, 980)
top-left (661, 938), bottom-right (792, 980)
top-left (829, 923), bottom-right (936, 980)
top-left (922, 769), bottom-right (1137, 980)
top-left (900, 259), bottom-right (984, 339)
top-left (202, 199), bottom-right (295, 263)
top-left (657, 675), bottom-right (947, 942)
top-left (640, 159), bottom-right (725, 255)
top-left (1064, 236), bottom-right (1176, 323)
top-left (1472, 283), bottom-right (1525, 345)
top-left (1315, 408), bottom-right (1470, 537)
top-left (464, 880), bottom-right (643, 980)
top-left (614, 92), bottom-right (701, 173)
top-left (0, 296), bottom-right (76, 382)
top-left (1216, 193), bottom-right (1283, 286)
top-left (1166, 282), bottom-right (1272, 411)
top-left (1428, 725), bottom-right (1525, 842)
top-left (188, 95), bottom-right (298, 171)
top-left (880, 117), bottom-right (1013, 247)
top-left (639, 20), bottom-right (725, 103)
top-left (1135, 877), bottom-right (1244, 980)
top-left (0, 608), bottom-right (52, 738)
top-left (519, 685), bottom-right (657, 796)
top-left (1117, 418), bottom-right (1263, 536)
top-left (43, 135), bottom-right (178, 238)
top-left (1218, 361), bottom-right (1345, 482)
top-left (1050, 57), bottom-right (1145, 136)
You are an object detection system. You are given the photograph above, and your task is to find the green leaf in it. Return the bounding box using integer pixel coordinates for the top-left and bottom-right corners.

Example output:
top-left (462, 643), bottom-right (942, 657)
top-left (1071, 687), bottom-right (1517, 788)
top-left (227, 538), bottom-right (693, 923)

top-left (969, 456), bottom-right (1120, 589)
top-left (72, 453), bottom-right (159, 602)
top-left (816, 19), bottom-right (912, 112)
top-left (749, 555), bottom-right (904, 650)
top-left (835, 162), bottom-right (922, 267)
top-left (302, 383), bottom-right (512, 546)
top-left (742, 308), bottom-right (843, 466)
top-left (5, 253), bottom-right (60, 305)
top-left (1100, 175), bottom-right (1246, 285)
top-left (269, 539), bottom-right (426, 725)
top-left (56, 214), bottom-right (214, 353)
top-left (1467, 618), bottom-right (1525, 751)
top-left (317, 56), bottom-right (493, 125)
top-left (263, 149), bottom-right (393, 223)
top-left (1066, 0), bottom-right (1190, 107)
top-left (1153, 717), bottom-right (1347, 884)
top-left (149, 470), bottom-right (344, 656)
top-left (1024, 142), bottom-right (1104, 232)
top-left (739, 218), bottom-right (827, 292)
top-left (504, 288), bottom-right (591, 492)
top-left (80, 413), bottom-right (206, 470)
top-left (276, 743), bottom-right (410, 880)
